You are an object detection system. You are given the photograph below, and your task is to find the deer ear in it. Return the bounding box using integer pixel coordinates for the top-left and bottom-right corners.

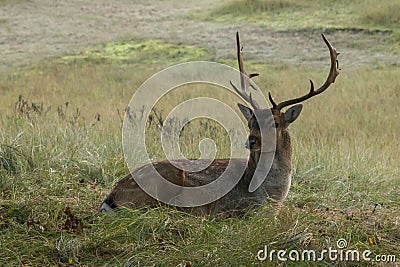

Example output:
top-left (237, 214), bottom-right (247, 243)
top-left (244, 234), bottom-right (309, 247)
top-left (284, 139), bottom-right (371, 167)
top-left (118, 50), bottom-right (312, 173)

top-left (237, 103), bottom-right (253, 122)
top-left (284, 104), bottom-right (303, 124)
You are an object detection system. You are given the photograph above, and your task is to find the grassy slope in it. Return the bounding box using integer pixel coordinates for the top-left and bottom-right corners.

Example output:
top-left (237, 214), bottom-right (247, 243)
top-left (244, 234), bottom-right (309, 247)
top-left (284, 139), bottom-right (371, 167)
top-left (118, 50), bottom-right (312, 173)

top-left (1, 0), bottom-right (399, 266)
top-left (208, 0), bottom-right (400, 30)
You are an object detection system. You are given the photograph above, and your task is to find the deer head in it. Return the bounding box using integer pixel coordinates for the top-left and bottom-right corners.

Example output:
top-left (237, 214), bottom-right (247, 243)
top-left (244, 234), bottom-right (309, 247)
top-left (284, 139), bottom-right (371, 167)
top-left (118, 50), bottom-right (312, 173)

top-left (230, 32), bottom-right (339, 196)
top-left (231, 32), bottom-right (340, 154)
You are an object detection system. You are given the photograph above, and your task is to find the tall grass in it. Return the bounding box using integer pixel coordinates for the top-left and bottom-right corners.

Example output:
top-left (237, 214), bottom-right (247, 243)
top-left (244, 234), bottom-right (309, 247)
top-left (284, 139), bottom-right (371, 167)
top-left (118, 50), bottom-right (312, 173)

top-left (360, 1), bottom-right (400, 25)
top-left (211, 0), bottom-right (305, 16)
top-left (206, 0), bottom-right (400, 41)
top-left (0, 38), bottom-right (399, 266)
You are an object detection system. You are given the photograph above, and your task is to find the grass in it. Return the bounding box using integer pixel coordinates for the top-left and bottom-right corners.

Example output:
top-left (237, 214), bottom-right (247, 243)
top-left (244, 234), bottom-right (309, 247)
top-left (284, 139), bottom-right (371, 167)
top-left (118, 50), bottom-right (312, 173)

top-left (360, 1), bottom-right (400, 26)
top-left (203, 0), bottom-right (400, 40)
top-left (209, 0), bottom-right (307, 16)
top-left (0, 0), bottom-right (27, 6)
top-left (211, 0), bottom-right (399, 24)
top-left (1, 2), bottom-right (400, 266)
top-left (59, 40), bottom-right (210, 66)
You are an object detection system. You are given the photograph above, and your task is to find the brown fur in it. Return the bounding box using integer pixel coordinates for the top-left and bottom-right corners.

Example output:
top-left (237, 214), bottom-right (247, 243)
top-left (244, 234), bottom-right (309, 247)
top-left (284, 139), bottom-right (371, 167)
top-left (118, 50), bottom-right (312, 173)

top-left (101, 33), bottom-right (339, 218)
top-left (101, 106), bottom-right (301, 218)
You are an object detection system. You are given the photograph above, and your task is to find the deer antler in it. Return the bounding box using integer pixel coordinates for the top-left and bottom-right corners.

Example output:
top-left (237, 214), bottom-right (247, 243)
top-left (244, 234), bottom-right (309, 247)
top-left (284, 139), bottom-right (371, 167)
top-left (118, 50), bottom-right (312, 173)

top-left (230, 32), bottom-right (260, 110)
top-left (268, 34), bottom-right (340, 110)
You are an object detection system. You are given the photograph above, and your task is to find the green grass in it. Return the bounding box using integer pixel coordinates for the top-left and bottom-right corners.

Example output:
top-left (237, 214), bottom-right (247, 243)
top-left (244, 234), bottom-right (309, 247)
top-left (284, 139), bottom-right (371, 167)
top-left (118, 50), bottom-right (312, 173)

top-left (59, 40), bottom-right (210, 66)
top-left (360, 1), bottom-right (400, 25)
top-left (210, 0), bottom-right (307, 16)
top-left (1, 19), bottom-right (399, 267)
top-left (193, 0), bottom-right (400, 61)
top-left (203, 0), bottom-right (400, 37)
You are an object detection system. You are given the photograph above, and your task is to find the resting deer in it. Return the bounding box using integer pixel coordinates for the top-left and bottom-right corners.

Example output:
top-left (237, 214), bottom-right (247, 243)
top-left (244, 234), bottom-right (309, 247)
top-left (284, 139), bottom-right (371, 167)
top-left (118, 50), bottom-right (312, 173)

top-left (100, 32), bottom-right (340, 217)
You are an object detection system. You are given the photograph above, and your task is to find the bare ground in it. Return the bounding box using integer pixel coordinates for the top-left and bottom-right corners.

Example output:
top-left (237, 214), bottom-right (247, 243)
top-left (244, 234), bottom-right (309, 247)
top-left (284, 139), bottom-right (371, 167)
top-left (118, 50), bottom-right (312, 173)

top-left (0, 0), bottom-right (399, 73)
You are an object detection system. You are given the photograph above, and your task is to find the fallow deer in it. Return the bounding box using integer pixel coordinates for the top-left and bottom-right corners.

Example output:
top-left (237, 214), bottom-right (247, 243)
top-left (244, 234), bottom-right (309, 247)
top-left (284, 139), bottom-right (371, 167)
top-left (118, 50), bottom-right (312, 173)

top-left (100, 32), bottom-right (340, 218)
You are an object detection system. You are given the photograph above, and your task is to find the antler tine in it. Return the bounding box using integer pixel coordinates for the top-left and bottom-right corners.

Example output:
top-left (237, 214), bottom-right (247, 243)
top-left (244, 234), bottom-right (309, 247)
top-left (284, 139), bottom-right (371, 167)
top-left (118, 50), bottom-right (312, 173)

top-left (272, 34), bottom-right (340, 111)
top-left (231, 32), bottom-right (260, 110)
top-left (268, 92), bottom-right (277, 109)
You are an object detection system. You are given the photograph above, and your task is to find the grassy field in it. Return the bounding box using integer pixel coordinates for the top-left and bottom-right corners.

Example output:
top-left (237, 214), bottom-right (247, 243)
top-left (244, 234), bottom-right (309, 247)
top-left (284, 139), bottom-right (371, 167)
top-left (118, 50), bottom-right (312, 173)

top-left (1, 0), bottom-right (399, 266)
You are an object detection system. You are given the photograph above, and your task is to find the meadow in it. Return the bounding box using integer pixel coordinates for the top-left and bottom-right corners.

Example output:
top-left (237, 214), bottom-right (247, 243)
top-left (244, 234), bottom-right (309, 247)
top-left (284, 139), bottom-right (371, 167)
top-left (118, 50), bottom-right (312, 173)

top-left (0, 0), bottom-right (399, 266)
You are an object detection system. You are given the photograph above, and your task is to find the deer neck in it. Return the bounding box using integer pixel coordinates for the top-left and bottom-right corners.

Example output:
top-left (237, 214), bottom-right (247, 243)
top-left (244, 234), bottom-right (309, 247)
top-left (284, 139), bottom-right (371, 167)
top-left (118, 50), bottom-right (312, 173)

top-left (242, 130), bottom-right (293, 201)
top-left (244, 150), bottom-right (261, 180)
top-left (274, 129), bottom-right (292, 169)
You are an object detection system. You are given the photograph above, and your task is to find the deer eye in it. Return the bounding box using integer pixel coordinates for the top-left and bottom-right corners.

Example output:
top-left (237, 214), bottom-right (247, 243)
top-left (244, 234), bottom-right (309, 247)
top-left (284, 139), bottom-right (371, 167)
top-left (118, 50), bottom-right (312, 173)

top-left (248, 136), bottom-right (258, 146)
top-left (273, 122), bottom-right (279, 128)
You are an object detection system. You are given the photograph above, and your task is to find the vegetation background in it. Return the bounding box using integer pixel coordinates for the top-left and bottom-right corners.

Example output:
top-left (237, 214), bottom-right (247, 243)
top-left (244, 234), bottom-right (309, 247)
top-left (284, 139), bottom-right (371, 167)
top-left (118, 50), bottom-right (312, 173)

top-left (0, 0), bottom-right (399, 266)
